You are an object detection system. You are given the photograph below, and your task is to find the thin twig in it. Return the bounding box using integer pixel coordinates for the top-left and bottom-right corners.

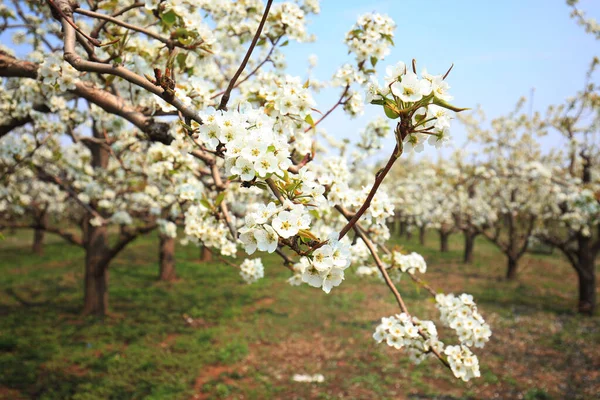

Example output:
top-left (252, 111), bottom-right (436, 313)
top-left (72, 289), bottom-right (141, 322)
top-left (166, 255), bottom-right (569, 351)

top-left (338, 144), bottom-right (400, 240)
top-left (218, 0), bottom-right (274, 110)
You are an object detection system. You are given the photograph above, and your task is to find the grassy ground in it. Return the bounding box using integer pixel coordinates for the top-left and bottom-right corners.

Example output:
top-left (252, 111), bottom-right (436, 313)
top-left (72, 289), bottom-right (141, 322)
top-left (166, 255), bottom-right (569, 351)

top-left (0, 230), bottom-right (598, 400)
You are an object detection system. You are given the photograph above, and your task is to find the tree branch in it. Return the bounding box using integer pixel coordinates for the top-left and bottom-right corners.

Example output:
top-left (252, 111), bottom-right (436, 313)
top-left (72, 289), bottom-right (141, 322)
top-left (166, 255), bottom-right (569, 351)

top-left (217, 0), bottom-right (273, 110)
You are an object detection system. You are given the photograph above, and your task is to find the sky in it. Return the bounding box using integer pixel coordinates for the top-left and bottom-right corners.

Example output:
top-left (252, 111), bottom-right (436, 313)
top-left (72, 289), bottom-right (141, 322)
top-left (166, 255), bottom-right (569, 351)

top-left (282, 0), bottom-right (600, 160)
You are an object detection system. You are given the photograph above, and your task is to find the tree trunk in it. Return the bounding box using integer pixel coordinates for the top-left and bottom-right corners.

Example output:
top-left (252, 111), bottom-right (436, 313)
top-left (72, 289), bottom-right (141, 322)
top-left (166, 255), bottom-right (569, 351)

top-left (83, 223), bottom-right (109, 316)
top-left (440, 231), bottom-right (449, 252)
top-left (506, 257), bottom-right (518, 280)
top-left (83, 122), bottom-right (111, 316)
top-left (32, 228), bottom-right (45, 255)
top-left (575, 233), bottom-right (596, 315)
top-left (419, 226), bottom-right (426, 246)
top-left (463, 231), bottom-right (475, 264)
top-left (201, 245), bottom-right (212, 262)
top-left (576, 264), bottom-right (596, 315)
top-left (159, 235), bottom-right (176, 281)
top-left (32, 212), bottom-right (48, 255)
top-left (399, 221), bottom-right (406, 237)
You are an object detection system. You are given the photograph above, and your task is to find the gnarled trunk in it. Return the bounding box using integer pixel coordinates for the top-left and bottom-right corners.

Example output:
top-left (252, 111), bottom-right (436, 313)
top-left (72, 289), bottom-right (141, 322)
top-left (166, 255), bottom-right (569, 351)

top-left (575, 234), bottom-right (596, 315)
top-left (201, 245), bottom-right (212, 262)
top-left (83, 223), bottom-right (109, 316)
top-left (32, 212), bottom-right (48, 255)
top-left (440, 231), bottom-right (449, 252)
top-left (463, 231), bottom-right (476, 264)
top-left (83, 121), bottom-right (110, 316)
top-left (159, 235), bottom-right (176, 281)
top-left (576, 264), bottom-right (596, 315)
top-left (32, 228), bottom-right (45, 255)
top-left (419, 226), bottom-right (426, 246)
top-left (506, 257), bottom-right (518, 280)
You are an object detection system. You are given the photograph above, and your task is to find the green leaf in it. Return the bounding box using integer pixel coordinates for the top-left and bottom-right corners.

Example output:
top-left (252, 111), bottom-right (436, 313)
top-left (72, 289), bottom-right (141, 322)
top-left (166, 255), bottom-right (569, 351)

top-left (370, 56), bottom-right (378, 67)
top-left (384, 104), bottom-right (400, 119)
top-left (305, 114), bottom-right (316, 129)
top-left (215, 192), bottom-right (226, 207)
top-left (280, 40), bottom-right (289, 47)
top-left (199, 199), bottom-right (212, 209)
top-left (161, 10), bottom-right (178, 26)
top-left (432, 97), bottom-right (470, 112)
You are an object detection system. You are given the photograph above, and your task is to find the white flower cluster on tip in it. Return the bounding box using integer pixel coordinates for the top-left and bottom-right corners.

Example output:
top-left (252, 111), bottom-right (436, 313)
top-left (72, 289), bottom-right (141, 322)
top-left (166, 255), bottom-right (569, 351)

top-left (436, 293), bottom-right (492, 348)
top-left (344, 13), bottom-right (395, 65)
top-left (444, 345), bottom-right (481, 382)
top-left (239, 258), bottom-right (264, 284)
top-left (373, 313), bottom-right (444, 365)
top-left (38, 52), bottom-right (79, 93)
top-left (367, 61), bottom-right (456, 153)
top-left (239, 201), bottom-right (311, 254)
top-left (286, 233), bottom-right (351, 294)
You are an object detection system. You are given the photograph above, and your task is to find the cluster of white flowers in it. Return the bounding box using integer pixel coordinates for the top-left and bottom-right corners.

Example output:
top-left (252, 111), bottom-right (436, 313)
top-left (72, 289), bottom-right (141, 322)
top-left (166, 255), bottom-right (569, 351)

top-left (38, 52), bottom-right (79, 93)
top-left (111, 211), bottom-right (134, 226)
top-left (192, 105), bottom-right (353, 290)
top-left (367, 61), bottom-right (457, 153)
top-left (391, 251), bottom-right (427, 274)
top-left (287, 234), bottom-right (351, 293)
top-left (239, 258), bottom-right (264, 284)
top-left (266, 2), bottom-right (313, 42)
top-left (344, 13), bottom-right (395, 65)
top-left (184, 204), bottom-right (238, 256)
top-left (554, 186), bottom-right (600, 237)
top-left (436, 293), bottom-right (492, 348)
top-left (158, 219), bottom-right (178, 238)
top-left (196, 106), bottom-right (288, 180)
top-left (373, 313), bottom-right (444, 364)
top-left (343, 90), bottom-right (364, 117)
top-left (444, 345), bottom-right (481, 382)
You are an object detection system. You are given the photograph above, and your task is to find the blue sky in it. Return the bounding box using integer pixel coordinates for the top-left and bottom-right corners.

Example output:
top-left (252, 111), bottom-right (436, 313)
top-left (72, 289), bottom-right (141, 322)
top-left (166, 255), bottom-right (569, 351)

top-left (283, 0), bottom-right (599, 159)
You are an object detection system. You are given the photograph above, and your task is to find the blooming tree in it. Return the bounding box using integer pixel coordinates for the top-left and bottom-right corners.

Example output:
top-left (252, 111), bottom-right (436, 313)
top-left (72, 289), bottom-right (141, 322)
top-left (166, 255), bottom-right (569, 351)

top-left (535, 60), bottom-right (600, 314)
top-left (0, 0), bottom-right (494, 380)
top-left (458, 102), bottom-right (554, 279)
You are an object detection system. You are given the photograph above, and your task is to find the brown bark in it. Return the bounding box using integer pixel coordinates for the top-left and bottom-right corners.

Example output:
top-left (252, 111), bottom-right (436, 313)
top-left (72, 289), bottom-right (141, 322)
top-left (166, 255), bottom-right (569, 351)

top-left (399, 221), bottom-right (406, 237)
top-left (200, 245), bottom-right (212, 262)
top-left (32, 211), bottom-right (48, 255)
top-left (506, 257), bottom-right (518, 280)
top-left (32, 228), bottom-right (45, 255)
top-left (575, 233), bottom-right (596, 315)
top-left (83, 222), bottom-right (109, 316)
top-left (440, 231), bottom-right (449, 252)
top-left (159, 235), bottom-right (176, 281)
top-left (82, 122), bottom-right (110, 316)
top-left (419, 226), bottom-right (426, 246)
top-left (576, 262), bottom-right (596, 315)
top-left (463, 231), bottom-right (476, 264)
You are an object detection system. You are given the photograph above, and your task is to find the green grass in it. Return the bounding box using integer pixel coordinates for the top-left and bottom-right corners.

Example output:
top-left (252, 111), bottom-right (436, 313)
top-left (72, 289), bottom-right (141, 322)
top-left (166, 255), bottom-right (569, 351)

top-left (0, 229), bottom-right (598, 399)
